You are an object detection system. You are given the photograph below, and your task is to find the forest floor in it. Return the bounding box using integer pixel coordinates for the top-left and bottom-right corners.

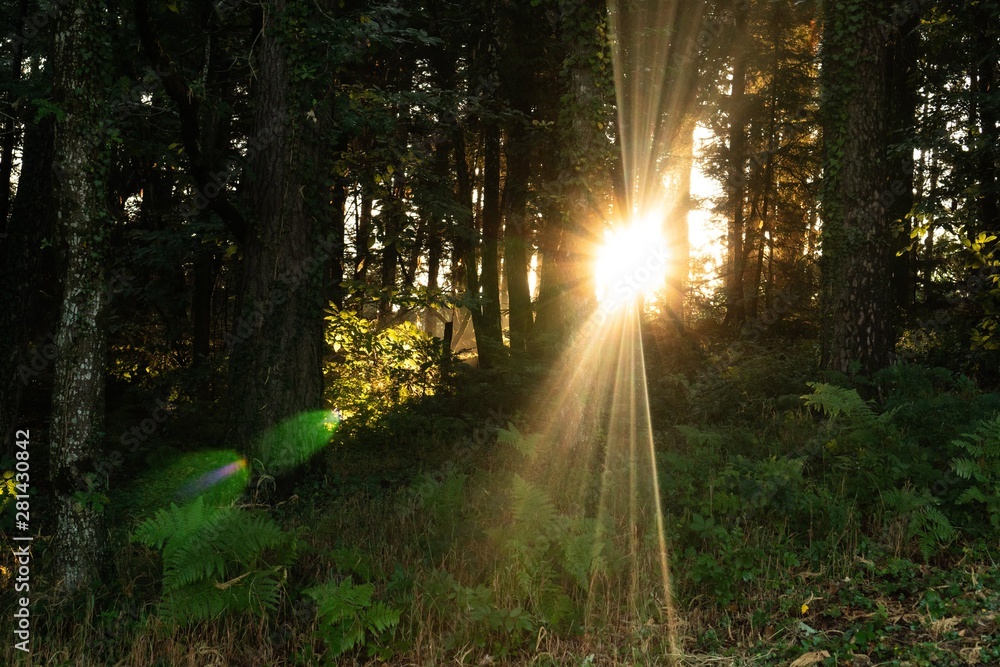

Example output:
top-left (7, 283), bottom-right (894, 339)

top-left (4, 334), bottom-right (1000, 666)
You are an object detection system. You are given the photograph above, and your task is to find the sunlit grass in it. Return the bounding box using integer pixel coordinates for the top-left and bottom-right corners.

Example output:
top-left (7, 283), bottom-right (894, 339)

top-left (522, 299), bottom-right (680, 661)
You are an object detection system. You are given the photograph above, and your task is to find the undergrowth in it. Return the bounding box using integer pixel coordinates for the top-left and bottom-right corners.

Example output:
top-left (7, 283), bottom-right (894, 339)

top-left (6, 340), bottom-right (1000, 665)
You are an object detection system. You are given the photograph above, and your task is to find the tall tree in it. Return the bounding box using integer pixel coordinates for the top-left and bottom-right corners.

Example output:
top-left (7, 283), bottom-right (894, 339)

top-left (820, 0), bottom-right (893, 373)
top-left (723, 1), bottom-right (750, 328)
top-left (225, 0), bottom-right (328, 450)
top-left (49, 0), bottom-right (110, 593)
top-left (534, 0), bottom-right (614, 350)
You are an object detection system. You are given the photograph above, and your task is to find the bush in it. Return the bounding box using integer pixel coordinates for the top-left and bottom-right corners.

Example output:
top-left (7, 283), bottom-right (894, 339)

top-left (324, 309), bottom-right (444, 426)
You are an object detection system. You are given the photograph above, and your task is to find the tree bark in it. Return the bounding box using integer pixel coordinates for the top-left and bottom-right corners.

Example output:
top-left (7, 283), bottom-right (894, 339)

top-left (423, 141), bottom-right (450, 337)
top-left (479, 121), bottom-right (505, 356)
top-left (225, 0), bottom-right (326, 452)
top-left (49, 0), bottom-right (110, 594)
top-left (973, 7), bottom-right (999, 238)
top-left (503, 120), bottom-right (534, 354)
top-left (821, 0), bottom-right (893, 375)
top-left (379, 170), bottom-right (403, 328)
top-left (355, 185), bottom-right (373, 287)
top-left (328, 180), bottom-right (348, 311)
top-left (886, 13), bottom-right (920, 312)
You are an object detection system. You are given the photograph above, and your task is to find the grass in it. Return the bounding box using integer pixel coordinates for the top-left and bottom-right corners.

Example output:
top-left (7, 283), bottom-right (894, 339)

top-left (5, 336), bottom-right (1000, 665)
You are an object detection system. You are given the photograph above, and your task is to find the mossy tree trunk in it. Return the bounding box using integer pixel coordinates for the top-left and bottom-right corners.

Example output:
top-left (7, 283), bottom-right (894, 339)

top-left (820, 0), bottom-right (894, 374)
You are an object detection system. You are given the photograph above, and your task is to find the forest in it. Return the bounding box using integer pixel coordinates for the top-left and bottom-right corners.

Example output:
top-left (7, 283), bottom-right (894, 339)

top-left (2, 0), bottom-right (1000, 664)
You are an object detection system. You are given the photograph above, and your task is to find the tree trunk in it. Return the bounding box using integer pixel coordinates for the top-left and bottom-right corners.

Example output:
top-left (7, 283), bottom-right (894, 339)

top-left (453, 126), bottom-right (495, 366)
top-left (724, 4), bottom-right (749, 329)
top-left (425, 235), bottom-right (442, 337)
top-left (531, 155), bottom-right (567, 353)
top-left (560, 0), bottom-right (606, 329)
top-left (379, 170), bottom-right (403, 328)
top-left (886, 14), bottom-right (920, 312)
top-left (479, 122), bottom-right (504, 356)
top-left (971, 6), bottom-right (999, 239)
top-left (821, 0), bottom-right (893, 375)
top-left (328, 180), bottom-right (348, 311)
top-left (355, 185), bottom-right (373, 289)
top-left (192, 234), bottom-right (218, 399)
top-left (749, 90), bottom-right (777, 322)
top-left (923, 146), bottom-right (940, 299)
top-left (49, 0), bottom-right (110, 594)
top-left (664, 118), bottom-right (694, 325)
top-left (423, 141), bottom-right (450, 337)
top-left (504, 120), bottom-right (534, 354)
top-left (225, 0), bottom-right (325, 452)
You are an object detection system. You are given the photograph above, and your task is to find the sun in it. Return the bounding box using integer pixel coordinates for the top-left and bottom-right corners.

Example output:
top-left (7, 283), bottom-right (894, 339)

top-left (594, 210), bottom-right (670, 309)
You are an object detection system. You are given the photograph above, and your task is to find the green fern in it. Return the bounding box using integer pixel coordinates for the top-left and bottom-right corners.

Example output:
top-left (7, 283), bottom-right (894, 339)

top-left (882, 486), bottom-right (956, 560)
top-left (132, 496), bottom-right (295, 624)
top-left (803, 382), bottom-right (877, 424)
top-left (509, 473), bottom-right (562, 542)
top-left (412, 468), bottom-right (467, 537)
top-left (951, 413), bottom-right (1000, 527)
top-left (500, 475), bottom-right (613, 628)
top-left (305, 578), bottom-right (400, 662)
top-left (497, 424), bottom-right (543, 460)
top-left (560, 517), bottom-right (612, 592)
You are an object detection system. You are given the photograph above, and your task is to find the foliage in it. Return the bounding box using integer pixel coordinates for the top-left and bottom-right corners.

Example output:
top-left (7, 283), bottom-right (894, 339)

top-left (303, 579), bottom-right (400, 662)
top-left (882, 485), bottom-right (957, 561)
top-left (132, 496), bottom-right (295, 625)
top-left (802, 381), bottom-right (877, 423)
top-left (324, 309), bottom-right (444, 426)
top-left (951, 413), bottom-right (1000, 529)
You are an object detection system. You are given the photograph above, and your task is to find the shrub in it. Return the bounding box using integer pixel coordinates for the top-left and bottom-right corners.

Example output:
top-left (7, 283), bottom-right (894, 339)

top-left (324, 309), bottom-right (444, 426)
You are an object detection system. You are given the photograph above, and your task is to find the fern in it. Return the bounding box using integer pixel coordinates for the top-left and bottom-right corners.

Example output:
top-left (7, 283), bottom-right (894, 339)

top-left (497, 424), bottom-right (543, 460)
top-left (509, 474), bottom-right (561, 543)
top-left (498, 475), bottom-right (613, 629)
top-left (803, 382), bottom-right (877, 424)
top-left (951, 414), bottom-right (1000, 527)
top-left (412, 468), bottom-right (467, 540)
top-left (132, 497), bottom-right (295, 624)
top-left (305, 579), bottom-right (400, 662)
top-left (882, 486), bottom-right (956, 560)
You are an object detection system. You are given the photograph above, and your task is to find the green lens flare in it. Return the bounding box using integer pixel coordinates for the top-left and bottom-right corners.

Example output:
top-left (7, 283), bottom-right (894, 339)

top-left (252, 410), bottom-right (341, 475)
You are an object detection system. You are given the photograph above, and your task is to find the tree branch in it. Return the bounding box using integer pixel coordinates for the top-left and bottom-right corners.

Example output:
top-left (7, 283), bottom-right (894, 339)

top-left (133, 0), bottom-right (249, 245)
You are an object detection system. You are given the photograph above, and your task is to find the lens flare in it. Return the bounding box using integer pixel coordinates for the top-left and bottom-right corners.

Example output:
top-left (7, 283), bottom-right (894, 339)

top-left (253, 410), bottom-right (341, 475)
top-left (176, 457), bottom-right (248, 502)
